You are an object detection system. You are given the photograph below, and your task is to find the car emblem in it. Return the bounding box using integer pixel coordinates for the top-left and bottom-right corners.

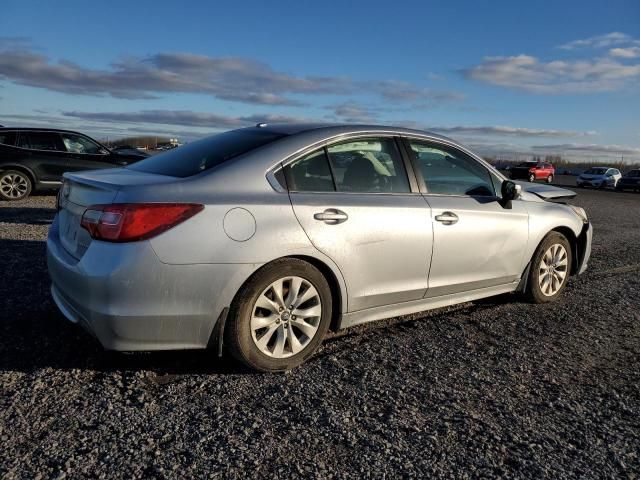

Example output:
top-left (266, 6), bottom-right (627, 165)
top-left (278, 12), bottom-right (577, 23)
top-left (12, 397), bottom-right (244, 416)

top-left (62, 182), bottom-right (70, 198)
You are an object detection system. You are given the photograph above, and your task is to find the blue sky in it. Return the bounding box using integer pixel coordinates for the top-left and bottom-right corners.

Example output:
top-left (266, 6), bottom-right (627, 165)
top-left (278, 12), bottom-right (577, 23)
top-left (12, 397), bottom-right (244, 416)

top-left (1, 0), bottom-right (639, 162)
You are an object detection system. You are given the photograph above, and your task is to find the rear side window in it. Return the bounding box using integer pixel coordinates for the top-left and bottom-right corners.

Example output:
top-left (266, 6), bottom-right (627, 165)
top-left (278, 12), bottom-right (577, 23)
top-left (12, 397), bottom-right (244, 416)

top-left (17, 132), bottom-right (66, 151)
top-left (285, 149), bottom-right (335, 192)
top-left (283, 137), bottom-right (411, 194)
top-left (128, 129), bottom-right (287, 178)
top-left (327, 138), bottom-right (410, 193)
top-left (0, 131), bottom-right (17, 146)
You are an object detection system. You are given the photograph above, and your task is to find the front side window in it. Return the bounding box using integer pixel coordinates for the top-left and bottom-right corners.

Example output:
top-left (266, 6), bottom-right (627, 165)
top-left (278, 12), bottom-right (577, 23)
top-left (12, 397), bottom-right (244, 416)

top-left (18, 132), bottom-right (66, 152)
top-left (408, 140), bottom-right (495, 196)
top-left (61, 133), bottom-right (102, 154)
top-left (0, 131), bottom-right (17, 146)
top-left (326, 138), bottom-right (410, 193)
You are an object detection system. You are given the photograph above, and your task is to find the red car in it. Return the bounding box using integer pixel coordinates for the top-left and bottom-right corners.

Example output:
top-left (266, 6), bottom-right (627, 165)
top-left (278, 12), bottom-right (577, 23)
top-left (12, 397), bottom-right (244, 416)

top-left (510, 161), bottom-right (555, 183)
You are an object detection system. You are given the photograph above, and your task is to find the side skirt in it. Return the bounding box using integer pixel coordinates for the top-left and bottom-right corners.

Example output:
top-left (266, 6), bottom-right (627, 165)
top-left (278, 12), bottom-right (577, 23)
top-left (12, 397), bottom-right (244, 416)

top-left (338, 281), bottom-right (520, 330)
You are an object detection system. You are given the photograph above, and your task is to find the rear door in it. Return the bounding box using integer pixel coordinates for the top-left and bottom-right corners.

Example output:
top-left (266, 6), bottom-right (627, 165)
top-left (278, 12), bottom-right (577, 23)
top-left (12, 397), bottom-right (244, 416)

top-left (17, 131), bottom-right (69, 182)
top-left (404, 138), bottom-right (529, 297)
top-left (285, 136), bottom-right (433, 312)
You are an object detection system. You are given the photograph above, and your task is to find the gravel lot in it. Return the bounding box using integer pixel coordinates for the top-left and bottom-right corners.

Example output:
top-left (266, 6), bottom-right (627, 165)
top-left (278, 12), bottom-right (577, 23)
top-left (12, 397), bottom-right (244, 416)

top-left (1, 185), bottom-right (639, 479)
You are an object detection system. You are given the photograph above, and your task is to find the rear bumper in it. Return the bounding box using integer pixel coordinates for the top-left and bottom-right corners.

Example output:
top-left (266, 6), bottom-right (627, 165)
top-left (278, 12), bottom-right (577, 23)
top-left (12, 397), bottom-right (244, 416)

top-left (47, 216), bottom-right (259, 351)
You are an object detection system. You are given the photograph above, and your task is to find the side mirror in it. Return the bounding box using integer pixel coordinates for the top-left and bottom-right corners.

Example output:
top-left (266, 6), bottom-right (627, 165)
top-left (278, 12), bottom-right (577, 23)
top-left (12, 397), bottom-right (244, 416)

top-left (501, 180), bottom-right (521, 201)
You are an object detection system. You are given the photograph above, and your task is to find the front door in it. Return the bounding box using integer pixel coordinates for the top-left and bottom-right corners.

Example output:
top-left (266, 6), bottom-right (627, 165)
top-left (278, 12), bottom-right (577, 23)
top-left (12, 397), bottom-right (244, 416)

top-left (285, 137), bottom-right (433, 312)
top-left (404, 138), bottom-right (529, 297)
top-left (59, 132), bottom-right (118, 172)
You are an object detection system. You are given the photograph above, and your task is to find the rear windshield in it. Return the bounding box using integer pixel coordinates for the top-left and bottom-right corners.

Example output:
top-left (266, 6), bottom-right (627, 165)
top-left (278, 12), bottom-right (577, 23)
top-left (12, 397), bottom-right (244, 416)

top-left (626, 170), bottom-right (640, 177)
top-left (517, 162), bottom-right (537, 167)
top-left (128, 129), bottom-right (287, 178)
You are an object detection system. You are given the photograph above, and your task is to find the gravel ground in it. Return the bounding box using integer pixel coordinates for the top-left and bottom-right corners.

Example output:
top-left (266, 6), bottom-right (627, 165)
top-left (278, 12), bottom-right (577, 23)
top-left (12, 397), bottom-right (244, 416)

top-left (1, 187), bottom-right (639, 479)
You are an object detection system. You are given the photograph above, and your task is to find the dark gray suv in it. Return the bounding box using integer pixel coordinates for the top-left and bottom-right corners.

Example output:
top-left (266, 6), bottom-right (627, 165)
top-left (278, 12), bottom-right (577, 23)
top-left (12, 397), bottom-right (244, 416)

top-left (0, 128), bottom-right (147, 200)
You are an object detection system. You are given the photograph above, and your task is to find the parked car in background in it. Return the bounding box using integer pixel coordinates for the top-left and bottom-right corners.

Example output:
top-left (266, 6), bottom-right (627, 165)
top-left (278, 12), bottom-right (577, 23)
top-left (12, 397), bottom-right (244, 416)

top-left (509, 161), bottom-right (555, 183)
top-left (576, 167), bottom-right (622, 189)
top-left (0, 128), bottom-right (148, 200)
top-left (47, 123), bottom-right (592, 372)
top-left (615, 169), bottom-right (640, 192)
top-left (111, 145), bottom-right (148, 156)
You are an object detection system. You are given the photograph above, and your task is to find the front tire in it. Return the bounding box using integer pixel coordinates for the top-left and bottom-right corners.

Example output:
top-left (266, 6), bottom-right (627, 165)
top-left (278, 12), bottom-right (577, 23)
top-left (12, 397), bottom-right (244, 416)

top-left (225, 258), bottom-right (332, 372)
top-left (0, 170), bottom-right (32, 201)
top-left (528, 174), bottom-right (536, 182)
top-left (546, 174), bottom-right (554, 184)
top-left (524, 232), bottom-right (572, 303)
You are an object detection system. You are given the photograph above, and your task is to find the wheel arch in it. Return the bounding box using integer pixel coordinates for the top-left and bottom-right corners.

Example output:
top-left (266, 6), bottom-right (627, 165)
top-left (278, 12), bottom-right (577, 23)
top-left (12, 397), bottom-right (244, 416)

top-left (548, 226), bottom-right (579, 275)
top-left (0, 164), bottom-right (38, 187)
top-left (211, 254), bottom-right (347, 354)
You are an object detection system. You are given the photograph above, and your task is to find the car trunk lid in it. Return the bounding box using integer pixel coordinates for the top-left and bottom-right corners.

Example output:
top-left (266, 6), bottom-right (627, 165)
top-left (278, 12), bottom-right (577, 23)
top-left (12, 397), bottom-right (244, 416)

top-left (57, 168), bottom-right (177, 259)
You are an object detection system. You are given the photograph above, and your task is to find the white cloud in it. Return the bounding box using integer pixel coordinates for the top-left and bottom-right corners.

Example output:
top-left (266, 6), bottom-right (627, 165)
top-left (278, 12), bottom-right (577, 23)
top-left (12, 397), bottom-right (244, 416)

top-left (0, 38), bottom-right (464, 107)
top-left (462, 54), bottom-right (640, 93)
top-left (532, 143), bottom-right (640, 156)
top-left (428, 125), bottom-right (597, 138)
top-left (610, 47), bottom-right (640, 58)
top-left (558, 32), bottom-right (639, 50)
top-left (62, 110), bottom-right (312, 129)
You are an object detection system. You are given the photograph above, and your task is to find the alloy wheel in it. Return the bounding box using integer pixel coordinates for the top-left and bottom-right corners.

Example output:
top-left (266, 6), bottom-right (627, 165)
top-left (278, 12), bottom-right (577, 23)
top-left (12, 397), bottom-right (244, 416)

top-left (538, 244), bottom-right (568, 296)
top-left (0, 173), bottom-right (29, 199)
top-left (250, 276), bottom-right (322, 358)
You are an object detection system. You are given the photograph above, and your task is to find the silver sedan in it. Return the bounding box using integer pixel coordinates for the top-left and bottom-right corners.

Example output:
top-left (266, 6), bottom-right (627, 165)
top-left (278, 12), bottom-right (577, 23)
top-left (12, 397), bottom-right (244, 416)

top-left (47, 124), bottom-right (592, 371)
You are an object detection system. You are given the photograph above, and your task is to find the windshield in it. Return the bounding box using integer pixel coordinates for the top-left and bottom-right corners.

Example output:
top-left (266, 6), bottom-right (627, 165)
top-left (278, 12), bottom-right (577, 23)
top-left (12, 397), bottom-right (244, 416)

top-left (625, 170), bottom-right (640, 177)
top-left (584, 168), bottom-right (607, 175)
top-left (517, 162), bottom-right (537, 167)
top-left (128, 129), bottom-right (287, 178)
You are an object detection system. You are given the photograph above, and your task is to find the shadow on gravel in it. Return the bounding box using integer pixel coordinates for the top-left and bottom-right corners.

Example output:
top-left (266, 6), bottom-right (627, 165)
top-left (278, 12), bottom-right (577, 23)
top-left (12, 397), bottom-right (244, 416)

top-left (0, 238), bottom-right (251, 376)
top-left (0, 207), bottom-right (56, 225)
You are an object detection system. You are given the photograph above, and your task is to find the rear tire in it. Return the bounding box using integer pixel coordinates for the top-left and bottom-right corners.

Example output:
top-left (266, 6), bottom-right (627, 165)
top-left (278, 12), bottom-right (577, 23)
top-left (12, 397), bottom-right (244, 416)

top-left (524, 232), bottom-right (572, 303)
top-left (225, 258), bottom-right (332, 372)
top-left (528, 173), bottom-right (536, 182)
top-left (0, 170), bottom-right (32, 201)
top-left (546, 174), bottom-right (554, 184)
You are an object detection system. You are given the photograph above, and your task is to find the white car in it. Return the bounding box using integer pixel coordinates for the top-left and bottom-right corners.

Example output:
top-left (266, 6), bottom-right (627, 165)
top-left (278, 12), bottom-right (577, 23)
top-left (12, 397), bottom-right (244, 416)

top-left (576, 167), bottom-right (622, 189)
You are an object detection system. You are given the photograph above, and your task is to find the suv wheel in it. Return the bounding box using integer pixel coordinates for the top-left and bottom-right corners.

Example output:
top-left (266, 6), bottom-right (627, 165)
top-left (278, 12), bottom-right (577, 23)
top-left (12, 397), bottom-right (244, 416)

top-left (525, 232), bottom-right (572, 303)
top-left (0, 170), bottom-right (32, 201)
top-left (546, 174), bottom-right (554, 183)
top-left (225, 258), bottom-right (332, 372)
top-left (528, 173), bottom-right (536, 182)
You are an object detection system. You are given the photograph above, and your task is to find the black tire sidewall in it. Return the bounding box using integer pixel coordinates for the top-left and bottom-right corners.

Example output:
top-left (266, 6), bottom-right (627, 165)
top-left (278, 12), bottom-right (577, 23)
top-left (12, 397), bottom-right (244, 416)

top-left (225, 259), bottom-right (333, 372)
top-left (526, 232), bottom-right (572, 303)
top-left (0, 170), bottom-right (32, 201)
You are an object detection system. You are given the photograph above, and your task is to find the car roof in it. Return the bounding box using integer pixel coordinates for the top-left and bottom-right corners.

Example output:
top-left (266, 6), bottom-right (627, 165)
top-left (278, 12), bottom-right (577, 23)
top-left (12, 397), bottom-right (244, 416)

top-left (254, 122), bottom-right (455, 142)
top-left (0, 127), bottom-right (92, 136)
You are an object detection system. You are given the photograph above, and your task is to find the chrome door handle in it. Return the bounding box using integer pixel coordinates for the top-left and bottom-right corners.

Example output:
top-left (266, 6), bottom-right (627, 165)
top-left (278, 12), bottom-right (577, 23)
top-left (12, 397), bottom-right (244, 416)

top-left (313, 208), bottom-right (348, 224)
top-left (435, 211), bottom-right (458, 225)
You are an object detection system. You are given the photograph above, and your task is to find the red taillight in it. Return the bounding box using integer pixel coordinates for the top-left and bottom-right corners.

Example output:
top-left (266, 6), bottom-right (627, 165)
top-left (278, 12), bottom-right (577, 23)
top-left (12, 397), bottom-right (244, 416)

top-left (80, 203), bottom-right (204, 242)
